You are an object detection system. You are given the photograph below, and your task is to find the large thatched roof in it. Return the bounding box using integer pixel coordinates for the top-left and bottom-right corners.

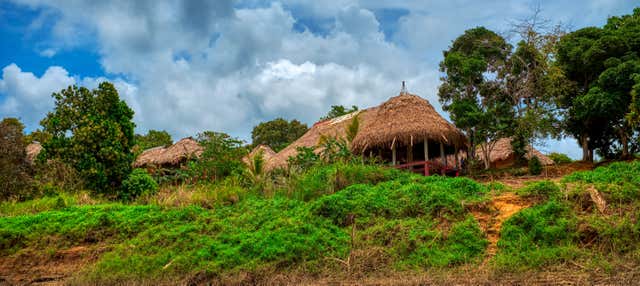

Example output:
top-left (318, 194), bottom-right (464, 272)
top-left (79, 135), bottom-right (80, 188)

top-left (133, 137), bottom-right (204, 168)
top-left (351, 93), bottom-right (467, 152)
top-left (25, 141), bottom-right (43, 164)
top-left (265, 108), bottom-right (377, 170)
top-left (477, 138), bottom-right (554, 166)
top-left (243, 144), bottom-right (276, 165)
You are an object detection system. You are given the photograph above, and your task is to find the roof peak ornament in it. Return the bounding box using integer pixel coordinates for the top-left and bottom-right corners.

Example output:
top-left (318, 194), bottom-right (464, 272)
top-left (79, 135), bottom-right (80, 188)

top-left (400, 81), bottom-right (408, 95)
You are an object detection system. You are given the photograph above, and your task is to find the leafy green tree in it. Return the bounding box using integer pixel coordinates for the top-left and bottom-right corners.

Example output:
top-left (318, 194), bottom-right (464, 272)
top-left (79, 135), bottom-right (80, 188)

top-left (320, 105), bottom-right (358, 120)
top-left (191, 131), bottom-right (246, 181)
top-left (556, 8), bottom-right (640, 160)
top-left (439, 27), bottom-right (514, 169)
top-left (134, 130), bottom-right (173, 154)
top-left (251, 118), bottom-right (308, 152)
top-left (0, 118), bottom-right (33, 199)
top-left (40, 82), bottom-right (135, 195)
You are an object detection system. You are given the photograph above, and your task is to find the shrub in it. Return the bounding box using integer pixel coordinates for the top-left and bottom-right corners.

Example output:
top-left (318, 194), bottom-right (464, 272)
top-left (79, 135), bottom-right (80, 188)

top-left (517, 180), bottom-right (561, 199)
top-left (0, 118), bottom-right (34, 200)
top-left (121, 169), bottom-right (159, 201)
top-left (528, 156), bottom-right (542, 175)
top-left (548, 152), bottom-right (572, 164)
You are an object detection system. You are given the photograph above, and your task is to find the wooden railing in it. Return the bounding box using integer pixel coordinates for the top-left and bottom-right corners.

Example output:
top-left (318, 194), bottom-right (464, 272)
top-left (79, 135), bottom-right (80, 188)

top-left (393, 160), bottom-right (459, 177)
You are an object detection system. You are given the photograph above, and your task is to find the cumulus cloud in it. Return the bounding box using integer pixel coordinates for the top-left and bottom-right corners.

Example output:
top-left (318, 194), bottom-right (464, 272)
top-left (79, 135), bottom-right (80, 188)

top-left (0, 64), bottom-right (74, 128)
top-left (0, 63), bottom-right (139, 131)
top-left (4, 0), bottom-right (634, 153)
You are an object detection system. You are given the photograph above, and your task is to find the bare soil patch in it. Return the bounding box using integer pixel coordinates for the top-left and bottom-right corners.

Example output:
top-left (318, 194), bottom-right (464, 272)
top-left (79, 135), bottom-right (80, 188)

top-left (0, 244), bottom-right (108, 285)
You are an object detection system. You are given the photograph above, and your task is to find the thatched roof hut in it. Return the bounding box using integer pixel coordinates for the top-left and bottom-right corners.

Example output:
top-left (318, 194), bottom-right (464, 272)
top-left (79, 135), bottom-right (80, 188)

top-left (265, 108), bottom-right (377, 170)
top-left (133, 137), bottom-right (204, 168)
top-left (25, 141), bottom-right (43, 164)
top-left (476, 138), bottom-right (554, 168)
top-left (351, 93), bottom-right (467, 152)
top-left (243, 144), bottom-right (276, 165)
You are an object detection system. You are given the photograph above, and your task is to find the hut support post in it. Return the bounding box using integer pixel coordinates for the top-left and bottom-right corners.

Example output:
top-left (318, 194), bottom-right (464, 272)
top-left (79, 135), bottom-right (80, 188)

top-left (440, 141), bottom-right (445, 175)
top-left (392, 144), bottom-right (397, 166)
top-left (455, 145), bottom-right (459, 168)
top-left (424, 139), bottom-right (430, 176)
top-left (407, 145), bottom-right (413, 163)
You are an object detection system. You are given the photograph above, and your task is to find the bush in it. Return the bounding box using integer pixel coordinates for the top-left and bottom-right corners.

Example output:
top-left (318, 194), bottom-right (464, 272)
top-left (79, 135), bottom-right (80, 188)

top-left (121, 169), bottom-right (159, 201)
top-left (528, 156), bottom-right (542, 175)
top-left (517, 180), bottom-right (561, 199)
top-left (548, 152), bottom-right (572, 164)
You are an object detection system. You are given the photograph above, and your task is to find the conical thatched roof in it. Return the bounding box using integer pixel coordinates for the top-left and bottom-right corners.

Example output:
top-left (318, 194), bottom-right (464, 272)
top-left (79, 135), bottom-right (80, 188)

top-left (243, 144), bottom-right (276, 165)
top-left (265, 109), bottom-right (377, 170)
top-left (25, 141), bottom-right (43, 164)
top-left (133, 137), bottom-right (204, 168)
top-left (476, 138), bottom-right (554, 166)
top-left (351, 93), bottom-right (467, 152)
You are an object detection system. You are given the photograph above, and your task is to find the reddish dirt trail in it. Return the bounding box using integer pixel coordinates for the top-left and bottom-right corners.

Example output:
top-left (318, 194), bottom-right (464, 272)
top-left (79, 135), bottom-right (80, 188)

top-left (473, 192), bottom-right (532, 264)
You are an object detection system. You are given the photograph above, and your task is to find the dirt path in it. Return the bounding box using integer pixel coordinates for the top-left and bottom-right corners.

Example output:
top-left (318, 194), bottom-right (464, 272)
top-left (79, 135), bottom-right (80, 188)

top-left (473, 192), bottom-right (532, 265)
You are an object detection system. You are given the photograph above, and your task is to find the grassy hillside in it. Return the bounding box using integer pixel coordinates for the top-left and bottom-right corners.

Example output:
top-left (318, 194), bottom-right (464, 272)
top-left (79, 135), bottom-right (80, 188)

top-left (1, 161), bottom-right (639, 284)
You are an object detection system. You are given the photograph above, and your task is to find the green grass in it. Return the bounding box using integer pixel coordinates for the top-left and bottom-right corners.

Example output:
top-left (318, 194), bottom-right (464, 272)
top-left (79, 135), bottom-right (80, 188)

top-left (0, 163), bottom-right (490, 283)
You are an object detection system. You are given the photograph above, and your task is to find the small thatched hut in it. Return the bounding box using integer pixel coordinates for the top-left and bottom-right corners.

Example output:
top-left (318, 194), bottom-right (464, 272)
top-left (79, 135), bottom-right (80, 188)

top-left (133, 137), bottom-right (204, 168)
top-left (243, 144), bottom-right (276, 165)
top-left (25, 141), bottom-right (43, 164)
top-left (476, 138), bottom-right (554, 169)
top-left (265, 108), bottom-right (377, 170)
top-left (351, 92), bottom-right (467, 168)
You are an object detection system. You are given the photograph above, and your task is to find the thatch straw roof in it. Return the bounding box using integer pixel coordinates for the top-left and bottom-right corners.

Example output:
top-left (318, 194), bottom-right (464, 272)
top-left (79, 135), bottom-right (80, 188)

top-left (243, 144), bottom-right (276, 165)
top-left (265, 109), bottom-right (377, 170)
top-left (476, 138), bottom-right (554, 166)
top-left (133, 137), bottom-right (204, 168)
top-left (25, 141), bottom-right (43, 164)
top-left (351, 93), bottom-right (467, 152)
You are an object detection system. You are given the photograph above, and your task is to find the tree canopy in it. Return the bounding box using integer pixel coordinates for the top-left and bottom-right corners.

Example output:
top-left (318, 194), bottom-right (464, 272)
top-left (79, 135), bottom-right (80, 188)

top-left (439, 27), bottom-right (514, 169)
top-left (556, 8), bottom-right (640, 160)
top-left (320, 105), bottom-right (359, 121)
top-left (251, 118), bottom-right (308, 152)
top-left (134, 130), bottom-right (173, 154)
top-left (40, 82), bottom-right (136, 194)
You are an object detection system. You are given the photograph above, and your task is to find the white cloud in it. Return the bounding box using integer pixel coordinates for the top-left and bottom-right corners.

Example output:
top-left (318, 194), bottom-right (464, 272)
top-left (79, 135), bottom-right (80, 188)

top-left (0, 64), bottom-right (74, 128)
top-left (0, 63), bottom-right (139, 132)
top-left (4, 0), bottom-right (637, 154)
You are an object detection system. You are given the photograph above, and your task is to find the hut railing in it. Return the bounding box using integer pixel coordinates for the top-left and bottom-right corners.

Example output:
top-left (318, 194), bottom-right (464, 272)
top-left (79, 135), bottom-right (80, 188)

top-left (393, 161), bottom-right (459, 177)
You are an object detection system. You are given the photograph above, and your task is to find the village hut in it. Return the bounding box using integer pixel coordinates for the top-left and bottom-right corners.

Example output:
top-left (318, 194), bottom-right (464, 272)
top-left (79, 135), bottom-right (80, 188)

top-left (25, 141), bottom-right (43, 164)
top-left (351, 92), bottom-right (467, 170)
top-left (476, 137), bottom-right (554, 169)
top-left (265, 108), bottom-right (377, 170)
top-left (133, 137), bottom-right (204, 168)
top-left (243, 144), bottom-right (276, 165)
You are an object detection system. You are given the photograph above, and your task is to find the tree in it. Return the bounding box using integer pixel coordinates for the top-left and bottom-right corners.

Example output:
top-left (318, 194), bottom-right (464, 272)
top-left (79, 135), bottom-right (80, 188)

top-left (506, 8), bottom-right (566, 164)
top-left (439, 27), bottom-right (514, 169)
top-left (191, 131), bottom-right (246, 181)
top-left (134, 130), bottom-right (173, 154)
top-left (251, 118), bottom-right (308, 152)
top-left (556, 8), bottom-right (640, 161)
top-left (0, 118), bottom-right (33, 199)
top-left (40, 82), bottom-right (136, 194)
top-left (320, 105), bottom-right (358, 120)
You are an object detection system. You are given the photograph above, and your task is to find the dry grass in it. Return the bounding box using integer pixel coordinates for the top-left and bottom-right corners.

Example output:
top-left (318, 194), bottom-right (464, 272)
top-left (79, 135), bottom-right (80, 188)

top-left (133, 137), bottom-right (203, 168)
top-left (476, 137), bottom-right (555, 168)
top-left (351, 93), bottom-right (467, 153)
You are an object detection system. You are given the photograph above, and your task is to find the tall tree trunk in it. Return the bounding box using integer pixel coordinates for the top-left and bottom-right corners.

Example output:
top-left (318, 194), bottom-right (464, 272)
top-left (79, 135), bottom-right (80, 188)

top-left (620, 129), bottom-right (629, 159)
top-left (580, 134), bottom-right (592, 162)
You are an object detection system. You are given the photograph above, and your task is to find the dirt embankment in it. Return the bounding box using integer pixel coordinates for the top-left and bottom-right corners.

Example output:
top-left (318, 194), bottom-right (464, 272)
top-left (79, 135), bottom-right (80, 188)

top-left (0, 244), bottom-right (108, 285)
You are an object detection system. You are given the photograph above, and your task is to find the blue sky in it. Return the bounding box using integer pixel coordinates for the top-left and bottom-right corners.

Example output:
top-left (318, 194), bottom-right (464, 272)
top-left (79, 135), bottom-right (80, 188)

top-left (1, 0), bottom-right (638, 159)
